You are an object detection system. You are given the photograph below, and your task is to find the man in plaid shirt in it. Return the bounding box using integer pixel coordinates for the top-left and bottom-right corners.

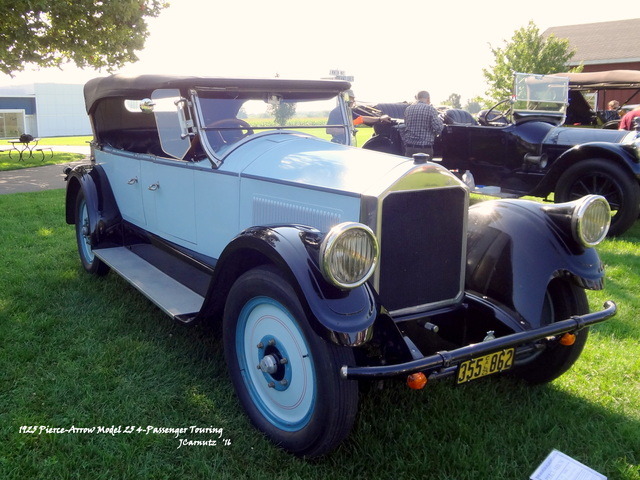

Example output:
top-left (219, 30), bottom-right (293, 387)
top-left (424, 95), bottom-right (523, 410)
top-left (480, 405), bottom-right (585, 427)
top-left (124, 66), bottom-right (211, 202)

top-left (403, 90), bottom-right (444, 159)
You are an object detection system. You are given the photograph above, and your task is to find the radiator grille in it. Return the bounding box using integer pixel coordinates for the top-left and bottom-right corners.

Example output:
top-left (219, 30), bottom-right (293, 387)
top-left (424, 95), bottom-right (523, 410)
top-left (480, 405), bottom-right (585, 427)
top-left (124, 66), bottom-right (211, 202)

top-left (378, 187), bottom-right (466, 314)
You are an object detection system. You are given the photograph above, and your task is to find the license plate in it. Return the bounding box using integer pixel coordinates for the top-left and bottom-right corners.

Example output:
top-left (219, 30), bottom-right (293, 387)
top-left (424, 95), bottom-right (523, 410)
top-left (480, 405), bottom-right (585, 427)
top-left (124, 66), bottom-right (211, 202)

top-left (456, 348), bottom-right (515, 384)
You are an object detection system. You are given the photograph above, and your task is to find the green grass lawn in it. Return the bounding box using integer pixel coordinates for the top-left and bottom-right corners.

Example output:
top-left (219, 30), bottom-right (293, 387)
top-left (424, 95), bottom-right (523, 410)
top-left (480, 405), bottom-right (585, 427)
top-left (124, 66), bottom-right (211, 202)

top-left (0, 136), bottom-right (90, 171)
top-left (1, 190), bottom-right (638, 479)
top-left (0, 152), bottom-right (86, 172)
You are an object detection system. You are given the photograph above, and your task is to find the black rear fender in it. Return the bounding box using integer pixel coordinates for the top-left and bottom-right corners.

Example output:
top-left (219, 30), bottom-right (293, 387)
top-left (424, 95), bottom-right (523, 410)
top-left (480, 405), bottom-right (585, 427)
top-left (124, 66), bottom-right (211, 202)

top-left (64, 164), bottom-right (121, 239)
top-left (535, 143), bottom-right (640, 196)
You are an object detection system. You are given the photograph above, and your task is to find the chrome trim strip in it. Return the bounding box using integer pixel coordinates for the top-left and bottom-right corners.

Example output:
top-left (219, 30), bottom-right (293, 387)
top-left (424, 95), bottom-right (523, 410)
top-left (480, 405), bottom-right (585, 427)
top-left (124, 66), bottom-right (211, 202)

top-left (242, 173), bottom-right (362, 198)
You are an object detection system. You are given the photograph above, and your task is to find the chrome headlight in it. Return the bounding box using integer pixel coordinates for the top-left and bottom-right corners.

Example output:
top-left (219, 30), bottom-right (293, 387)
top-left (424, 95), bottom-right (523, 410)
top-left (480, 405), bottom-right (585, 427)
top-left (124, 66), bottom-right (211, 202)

top-left (572, 195), bottom-right (611, 247)
top-left (546, 195), bottom-right (610, 247)
top-left (320, 222), bottom-right (379, 289)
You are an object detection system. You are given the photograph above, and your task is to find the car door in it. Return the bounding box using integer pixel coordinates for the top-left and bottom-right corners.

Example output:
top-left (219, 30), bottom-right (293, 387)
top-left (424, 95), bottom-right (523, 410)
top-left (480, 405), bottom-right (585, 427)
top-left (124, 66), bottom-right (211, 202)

top-left (141, 158), bottom-right (197, 244)
top-left (96, 150), bottom-right (146, 226)
top-left (466, 125), bottom-right (509, 187)
top-left (139, 89), bottom-right (198, 245)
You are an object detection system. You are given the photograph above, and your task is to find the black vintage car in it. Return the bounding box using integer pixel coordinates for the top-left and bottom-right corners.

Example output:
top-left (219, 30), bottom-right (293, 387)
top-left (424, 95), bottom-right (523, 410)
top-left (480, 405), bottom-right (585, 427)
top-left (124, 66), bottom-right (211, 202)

top-left (364, 73), bottom-right (640, 236)
top-left (560, 69), bottom-right (640, 129)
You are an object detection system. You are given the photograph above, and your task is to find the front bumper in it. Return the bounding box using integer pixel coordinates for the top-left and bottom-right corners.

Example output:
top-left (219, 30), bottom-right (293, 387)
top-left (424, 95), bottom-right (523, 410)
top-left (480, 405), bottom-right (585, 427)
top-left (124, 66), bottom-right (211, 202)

top-left (340, 301), bottom-right (616, 380)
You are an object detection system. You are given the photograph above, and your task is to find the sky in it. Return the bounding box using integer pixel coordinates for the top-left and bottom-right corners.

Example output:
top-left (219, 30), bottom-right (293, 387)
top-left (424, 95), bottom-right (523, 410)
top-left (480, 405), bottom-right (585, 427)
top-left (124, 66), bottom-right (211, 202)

top-left (1, 0), bottom-right (636, 105)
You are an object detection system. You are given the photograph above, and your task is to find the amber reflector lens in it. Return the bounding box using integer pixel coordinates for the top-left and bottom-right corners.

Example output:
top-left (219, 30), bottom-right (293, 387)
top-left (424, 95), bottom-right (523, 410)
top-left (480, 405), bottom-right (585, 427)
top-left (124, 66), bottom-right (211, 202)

top-left (407, 372), bottom-right (427, 390)
top-left (559, 333), bottom-right (576, 346)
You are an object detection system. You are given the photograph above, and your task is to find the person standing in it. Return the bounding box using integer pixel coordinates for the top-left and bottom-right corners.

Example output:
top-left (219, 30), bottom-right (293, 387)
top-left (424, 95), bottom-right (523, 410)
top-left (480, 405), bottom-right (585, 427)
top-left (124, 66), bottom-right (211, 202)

top-left (619, 105), bottom-right (640, 130)
top-left (403, 90), bottom-right (444, 158)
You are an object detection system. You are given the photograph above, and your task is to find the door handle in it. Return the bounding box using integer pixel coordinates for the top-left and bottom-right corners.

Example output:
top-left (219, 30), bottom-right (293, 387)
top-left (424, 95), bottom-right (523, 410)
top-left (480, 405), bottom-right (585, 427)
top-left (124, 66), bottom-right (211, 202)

top-left (148, 182), bottom-right (160, 191)
top-left (127, 177), bottom-right (138, 185)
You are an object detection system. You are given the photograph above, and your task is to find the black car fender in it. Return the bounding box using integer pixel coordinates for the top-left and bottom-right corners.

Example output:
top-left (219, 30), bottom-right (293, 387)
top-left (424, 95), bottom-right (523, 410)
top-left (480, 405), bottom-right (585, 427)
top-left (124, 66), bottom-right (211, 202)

top-left (466, 199), bottom-right (605, 329)
top-left (536, 142), bottom-right (640, 195)
top-left (65, 164), bottom-right (121, 241)
top-left (199, 225), bottom-right (378, 347)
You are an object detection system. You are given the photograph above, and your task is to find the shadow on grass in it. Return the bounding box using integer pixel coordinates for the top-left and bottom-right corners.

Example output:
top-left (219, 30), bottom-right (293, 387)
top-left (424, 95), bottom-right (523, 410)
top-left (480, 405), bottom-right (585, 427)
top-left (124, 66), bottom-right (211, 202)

top-left (0, 152), bottom-right (85, 172)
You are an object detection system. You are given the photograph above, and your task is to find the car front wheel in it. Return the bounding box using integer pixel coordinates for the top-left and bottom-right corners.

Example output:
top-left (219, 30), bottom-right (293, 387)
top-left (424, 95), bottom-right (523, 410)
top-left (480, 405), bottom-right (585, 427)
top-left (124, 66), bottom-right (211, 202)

top-left (509, 279), bottom-right (589, 384)
top-left (555, 159), bottom-right (640, 236)
top-left (223, 265), bottom-right (359, 457)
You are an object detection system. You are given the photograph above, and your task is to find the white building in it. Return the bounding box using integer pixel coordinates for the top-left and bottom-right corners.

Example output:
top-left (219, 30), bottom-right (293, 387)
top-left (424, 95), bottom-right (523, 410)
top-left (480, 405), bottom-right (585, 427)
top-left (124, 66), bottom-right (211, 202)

top-left (0, 83), bottom-right (91, 139)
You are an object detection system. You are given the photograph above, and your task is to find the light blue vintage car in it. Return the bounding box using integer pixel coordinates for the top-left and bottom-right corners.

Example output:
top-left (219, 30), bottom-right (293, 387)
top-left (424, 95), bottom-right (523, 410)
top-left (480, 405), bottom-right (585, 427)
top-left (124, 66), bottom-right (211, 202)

top-left (65, 75), bottom-right (616, 457)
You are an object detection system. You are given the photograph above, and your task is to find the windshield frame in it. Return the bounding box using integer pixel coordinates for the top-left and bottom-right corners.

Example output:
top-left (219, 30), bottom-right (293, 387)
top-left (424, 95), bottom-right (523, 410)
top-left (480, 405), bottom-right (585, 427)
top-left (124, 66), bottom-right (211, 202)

top-left (190, 88), bottom-right (352, 166)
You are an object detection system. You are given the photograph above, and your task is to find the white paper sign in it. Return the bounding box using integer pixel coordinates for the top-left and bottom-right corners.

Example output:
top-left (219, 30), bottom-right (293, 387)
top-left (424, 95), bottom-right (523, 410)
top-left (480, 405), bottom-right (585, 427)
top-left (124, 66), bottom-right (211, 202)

top-left (531, 450), bottom-right (606, 480)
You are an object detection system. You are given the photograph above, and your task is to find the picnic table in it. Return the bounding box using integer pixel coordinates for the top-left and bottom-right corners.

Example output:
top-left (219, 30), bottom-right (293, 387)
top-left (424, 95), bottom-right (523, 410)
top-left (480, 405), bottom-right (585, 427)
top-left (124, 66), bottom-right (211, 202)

top-left (8, 136), bottom-right (40, 161)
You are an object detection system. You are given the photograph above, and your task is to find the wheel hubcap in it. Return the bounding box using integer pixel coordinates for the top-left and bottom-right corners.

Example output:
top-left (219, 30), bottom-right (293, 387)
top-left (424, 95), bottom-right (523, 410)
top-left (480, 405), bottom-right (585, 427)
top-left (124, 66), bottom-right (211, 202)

top-left (236, 297), bottom-right (315, 431)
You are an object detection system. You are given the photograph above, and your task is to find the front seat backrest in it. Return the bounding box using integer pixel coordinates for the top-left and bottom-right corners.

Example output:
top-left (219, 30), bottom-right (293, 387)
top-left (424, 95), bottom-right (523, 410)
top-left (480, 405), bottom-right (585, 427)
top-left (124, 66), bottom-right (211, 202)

top-left (443, 109), bottom-right (477, 125)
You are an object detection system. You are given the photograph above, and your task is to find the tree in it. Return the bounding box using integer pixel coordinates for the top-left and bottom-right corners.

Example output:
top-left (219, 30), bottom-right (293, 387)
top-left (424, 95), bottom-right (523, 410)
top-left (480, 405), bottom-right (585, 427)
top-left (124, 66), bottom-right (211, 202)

top-left (268, 102), bottom-right (297, 126)
top-left (441, 93), bottom-right (462, 109)
top-left (464, 97), bottom-right (484, 114)
top-left (482, 21), bottom-right (580, 103)
top-left (0, 0), bottom-right (168, 76)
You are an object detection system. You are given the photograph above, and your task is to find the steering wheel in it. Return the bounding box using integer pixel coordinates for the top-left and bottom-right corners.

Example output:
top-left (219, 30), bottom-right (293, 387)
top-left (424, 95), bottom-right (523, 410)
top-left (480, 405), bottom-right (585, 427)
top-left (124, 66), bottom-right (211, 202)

top-left (207, 118), bottom-right (254, 144)
top-left (482, 99), bottom-right (511, 126)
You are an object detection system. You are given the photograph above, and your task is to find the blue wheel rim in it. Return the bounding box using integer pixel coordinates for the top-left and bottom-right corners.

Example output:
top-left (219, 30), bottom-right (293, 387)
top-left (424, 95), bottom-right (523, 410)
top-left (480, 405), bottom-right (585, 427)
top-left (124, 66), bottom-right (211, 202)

top-left (235, 296), bottom-right (316, 431)
top-left (77, 198), bottom-right (94, 263)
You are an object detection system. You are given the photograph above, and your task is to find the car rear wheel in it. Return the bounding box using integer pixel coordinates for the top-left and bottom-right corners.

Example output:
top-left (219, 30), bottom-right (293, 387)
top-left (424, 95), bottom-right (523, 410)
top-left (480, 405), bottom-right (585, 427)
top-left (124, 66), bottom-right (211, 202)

top-left (555, 159), bottom-right (640, 236)
top-left (75, 191), bottom-right (109, 276)
top-left (509, 279), bottom-right (589, 384)
top-left (223, 265), bottom-right (358, 457)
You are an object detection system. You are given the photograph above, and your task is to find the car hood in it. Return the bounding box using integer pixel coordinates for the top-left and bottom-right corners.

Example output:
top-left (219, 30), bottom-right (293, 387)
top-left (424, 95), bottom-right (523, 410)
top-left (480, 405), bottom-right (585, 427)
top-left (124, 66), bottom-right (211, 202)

top-left (544, 125), bottom-right (628, 146)
top-left (229, 134), bottom-right (417, 195)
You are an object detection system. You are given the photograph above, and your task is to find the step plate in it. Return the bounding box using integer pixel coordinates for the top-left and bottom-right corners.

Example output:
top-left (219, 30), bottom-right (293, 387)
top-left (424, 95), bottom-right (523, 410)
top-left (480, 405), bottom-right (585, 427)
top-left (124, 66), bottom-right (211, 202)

top-left (94, 247), bottom-right (204, 319)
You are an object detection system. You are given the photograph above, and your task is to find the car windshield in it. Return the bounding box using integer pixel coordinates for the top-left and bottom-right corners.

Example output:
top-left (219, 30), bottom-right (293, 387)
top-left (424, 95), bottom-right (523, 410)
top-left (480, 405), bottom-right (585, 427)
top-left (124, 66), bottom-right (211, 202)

top-left (512, 73), bottom-right (569, 115)
top-left (195, 92), bottom-right (350, 155)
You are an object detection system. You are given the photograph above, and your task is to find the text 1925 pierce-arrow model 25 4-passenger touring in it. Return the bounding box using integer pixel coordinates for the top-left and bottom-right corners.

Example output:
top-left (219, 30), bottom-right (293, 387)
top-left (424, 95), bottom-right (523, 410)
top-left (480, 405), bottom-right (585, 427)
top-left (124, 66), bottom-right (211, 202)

top-left (65, 74), bottom-right (616, 457)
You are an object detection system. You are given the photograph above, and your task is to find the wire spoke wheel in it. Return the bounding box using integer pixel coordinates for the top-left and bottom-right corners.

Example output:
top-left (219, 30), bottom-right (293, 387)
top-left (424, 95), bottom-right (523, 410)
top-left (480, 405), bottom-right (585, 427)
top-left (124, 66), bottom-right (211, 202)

top-left (556, 159), bottom-right (640, 236)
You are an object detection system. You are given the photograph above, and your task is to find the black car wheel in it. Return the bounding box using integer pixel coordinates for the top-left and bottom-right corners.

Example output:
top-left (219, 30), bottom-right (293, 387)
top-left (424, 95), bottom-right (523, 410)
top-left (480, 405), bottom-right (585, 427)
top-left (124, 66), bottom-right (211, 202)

top-left (75, 190), bottom-right (109, 276)
top-left (555, 159), bottom-right (640, 236)
top-left (510, 279), bottom-right (589, 384)
top-left (223, 265), bottom-right (358, 457)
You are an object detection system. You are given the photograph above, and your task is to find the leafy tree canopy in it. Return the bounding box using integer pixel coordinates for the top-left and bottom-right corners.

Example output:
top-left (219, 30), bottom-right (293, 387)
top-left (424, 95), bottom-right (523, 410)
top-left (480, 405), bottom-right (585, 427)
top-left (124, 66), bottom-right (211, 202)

top-left (268, 102), bottom-right (297, 126)
top-left (441, 93), bottom-right (462, 109)
top-left (482, 21), bottom-right (581, 103)
top-left (0, 0), bottom-right (168, 76)
top-left (463, 97), bottom-right (483, 114)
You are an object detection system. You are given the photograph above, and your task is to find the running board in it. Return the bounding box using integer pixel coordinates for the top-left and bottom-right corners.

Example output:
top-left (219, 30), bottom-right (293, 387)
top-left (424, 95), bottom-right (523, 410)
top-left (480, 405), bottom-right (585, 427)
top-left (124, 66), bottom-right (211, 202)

top-left (93, 247), bottom-right (204, 321)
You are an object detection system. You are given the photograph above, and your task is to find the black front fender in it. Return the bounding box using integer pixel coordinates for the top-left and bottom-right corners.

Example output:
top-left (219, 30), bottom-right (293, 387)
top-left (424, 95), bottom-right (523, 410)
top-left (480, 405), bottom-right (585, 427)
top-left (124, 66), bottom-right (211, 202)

top-left (466, 199), bottom-right (605, 329)
top-left (200, 225), bottom-right (378, 347)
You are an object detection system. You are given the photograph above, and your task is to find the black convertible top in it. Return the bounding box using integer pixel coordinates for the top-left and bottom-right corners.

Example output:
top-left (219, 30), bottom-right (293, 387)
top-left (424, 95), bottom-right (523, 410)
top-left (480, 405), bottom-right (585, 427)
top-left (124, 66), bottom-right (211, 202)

top-left (552, 70), bottom-right (640, 90)
top-left (83, 75), bottom-right (352, 114)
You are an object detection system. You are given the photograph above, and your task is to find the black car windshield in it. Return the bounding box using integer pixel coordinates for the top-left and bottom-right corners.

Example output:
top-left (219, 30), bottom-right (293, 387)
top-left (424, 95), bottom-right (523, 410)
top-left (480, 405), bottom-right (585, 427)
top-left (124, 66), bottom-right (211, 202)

top-left (195, 93), bottom-right (351, 155)
top-left (513, 73), bottom-right (569, 115)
